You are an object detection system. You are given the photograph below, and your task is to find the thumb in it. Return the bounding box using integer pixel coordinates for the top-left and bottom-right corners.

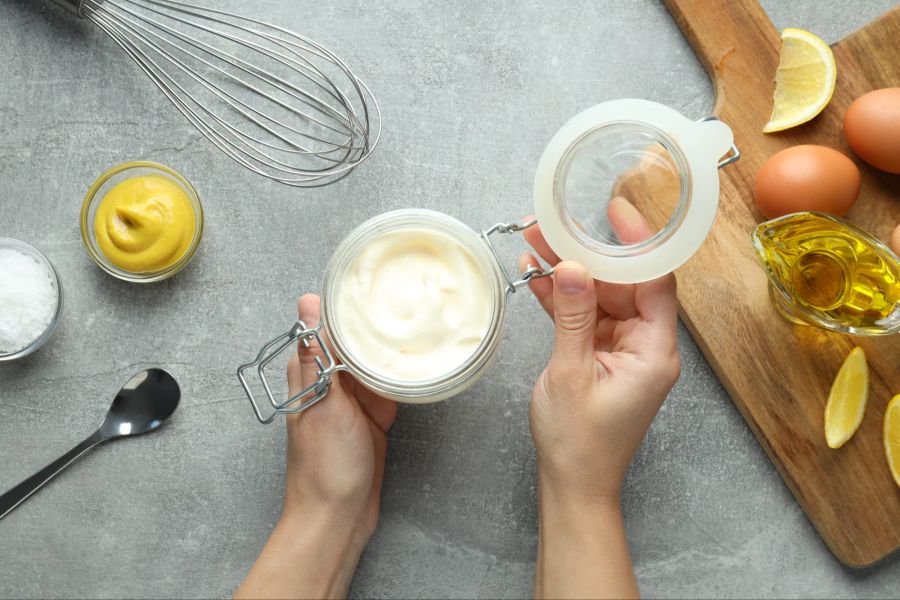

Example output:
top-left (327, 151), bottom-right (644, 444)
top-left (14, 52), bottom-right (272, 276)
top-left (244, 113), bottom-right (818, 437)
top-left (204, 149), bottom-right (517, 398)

top-left (549, 261), bottom-right (597, 371)
top-left (294, 293), bottom-right (344, 397)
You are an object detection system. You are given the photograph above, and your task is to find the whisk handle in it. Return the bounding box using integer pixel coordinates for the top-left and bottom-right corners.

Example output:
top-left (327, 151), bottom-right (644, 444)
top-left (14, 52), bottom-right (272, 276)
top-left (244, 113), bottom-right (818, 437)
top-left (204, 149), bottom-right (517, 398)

top-left (49, 0), bottom-right (84, 17)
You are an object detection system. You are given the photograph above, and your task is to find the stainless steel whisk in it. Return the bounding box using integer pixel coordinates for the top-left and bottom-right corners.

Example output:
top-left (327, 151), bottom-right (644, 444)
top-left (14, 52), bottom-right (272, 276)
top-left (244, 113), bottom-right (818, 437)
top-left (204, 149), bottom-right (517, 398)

top-left (50, 0), bottom-right (381, 187)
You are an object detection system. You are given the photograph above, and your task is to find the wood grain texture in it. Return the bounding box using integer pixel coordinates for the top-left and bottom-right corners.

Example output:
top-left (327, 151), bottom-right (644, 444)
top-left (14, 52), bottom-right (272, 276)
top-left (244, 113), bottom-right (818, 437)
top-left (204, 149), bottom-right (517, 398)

top-left (663, 0), bottom-right (900, 567)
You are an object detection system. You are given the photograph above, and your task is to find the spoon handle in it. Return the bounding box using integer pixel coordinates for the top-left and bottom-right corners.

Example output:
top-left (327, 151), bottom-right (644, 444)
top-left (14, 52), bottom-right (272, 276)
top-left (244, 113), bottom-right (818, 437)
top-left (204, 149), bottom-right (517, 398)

top-left (0, 429), bottom-right (106, 521)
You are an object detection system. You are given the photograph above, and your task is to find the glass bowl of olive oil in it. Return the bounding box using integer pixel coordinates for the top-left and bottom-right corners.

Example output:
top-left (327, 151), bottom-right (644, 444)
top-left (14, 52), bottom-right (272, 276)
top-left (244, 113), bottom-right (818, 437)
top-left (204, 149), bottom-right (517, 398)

top-left (752, 211), bottom-right (900, 336)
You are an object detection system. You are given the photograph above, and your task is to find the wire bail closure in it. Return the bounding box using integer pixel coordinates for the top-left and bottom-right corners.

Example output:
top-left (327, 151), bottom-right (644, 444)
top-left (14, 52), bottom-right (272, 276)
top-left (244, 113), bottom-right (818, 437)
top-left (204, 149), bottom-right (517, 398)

top-left (481, 219), bottom-right (555, 293)
top-left (237, 320), bottom-right (348, 424)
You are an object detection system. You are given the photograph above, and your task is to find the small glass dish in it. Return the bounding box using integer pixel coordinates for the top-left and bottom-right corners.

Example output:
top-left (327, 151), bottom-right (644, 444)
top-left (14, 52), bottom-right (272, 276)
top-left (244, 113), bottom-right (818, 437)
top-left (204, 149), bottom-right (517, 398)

top-left (0, 238), bottom-right (64, 361)
top-left (80, 161), bottom-right (204, 283)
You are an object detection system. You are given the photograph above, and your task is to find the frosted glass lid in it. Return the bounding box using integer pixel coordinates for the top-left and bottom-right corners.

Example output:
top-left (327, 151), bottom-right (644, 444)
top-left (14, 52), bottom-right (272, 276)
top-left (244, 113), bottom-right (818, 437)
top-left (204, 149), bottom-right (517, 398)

top-left (534, 99), bottom-right (736, 284)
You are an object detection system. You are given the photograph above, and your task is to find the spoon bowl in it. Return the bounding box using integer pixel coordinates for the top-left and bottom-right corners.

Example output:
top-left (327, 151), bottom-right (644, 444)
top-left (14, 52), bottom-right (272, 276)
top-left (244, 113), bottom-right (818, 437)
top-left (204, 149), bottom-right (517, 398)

top-left (99, 369), bottom-right (180, 439)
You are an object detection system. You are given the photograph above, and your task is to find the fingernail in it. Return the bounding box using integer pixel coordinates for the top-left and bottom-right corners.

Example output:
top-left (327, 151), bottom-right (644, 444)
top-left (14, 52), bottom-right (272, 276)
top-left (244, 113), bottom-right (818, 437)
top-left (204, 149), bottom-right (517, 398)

top-left (519, 255), bottom-right (533, 273)
top-left (556, 267), bottom-right (587, 295)
top-left (611, 196), bottom-right (641, 226)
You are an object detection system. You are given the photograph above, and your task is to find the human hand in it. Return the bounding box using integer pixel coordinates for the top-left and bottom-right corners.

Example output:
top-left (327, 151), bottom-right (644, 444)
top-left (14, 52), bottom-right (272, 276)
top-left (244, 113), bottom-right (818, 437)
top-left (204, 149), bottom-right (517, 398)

top-left (236, 294), bottom-right (397, 599)
top-left (283, 293), bottom-right (398, 547)
top-left (520, 197), bottom-right (680, 505)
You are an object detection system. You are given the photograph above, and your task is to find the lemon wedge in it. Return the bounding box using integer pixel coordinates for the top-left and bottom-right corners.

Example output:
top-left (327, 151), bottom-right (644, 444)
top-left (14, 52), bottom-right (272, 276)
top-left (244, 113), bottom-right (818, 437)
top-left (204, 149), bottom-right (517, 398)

top-left (824, 346), bottom-right (868, 449)
top-left (763, 28), bottom-right (837, 133)
top-left (885, 395), bottom-right (900, 488)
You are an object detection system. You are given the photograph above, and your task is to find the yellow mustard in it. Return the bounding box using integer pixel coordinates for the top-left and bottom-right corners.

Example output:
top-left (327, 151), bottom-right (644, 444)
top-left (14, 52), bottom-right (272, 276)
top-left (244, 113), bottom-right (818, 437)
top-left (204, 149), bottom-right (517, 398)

top-left (94, 175), bottom-right (196, 273)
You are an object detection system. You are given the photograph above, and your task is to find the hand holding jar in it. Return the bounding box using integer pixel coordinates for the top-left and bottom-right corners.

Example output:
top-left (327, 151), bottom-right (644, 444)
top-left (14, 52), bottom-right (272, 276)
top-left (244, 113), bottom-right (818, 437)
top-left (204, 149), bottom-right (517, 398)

top-left (520, 197), bottom-right (681, 599)
top-left (235, 295), bottom-right (398, 600)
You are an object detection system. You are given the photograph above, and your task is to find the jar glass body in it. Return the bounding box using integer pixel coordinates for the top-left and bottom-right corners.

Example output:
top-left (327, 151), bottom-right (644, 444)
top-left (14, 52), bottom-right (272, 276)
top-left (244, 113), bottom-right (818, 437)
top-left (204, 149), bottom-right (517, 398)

top-left (320, 209), bottom-right (508, 403)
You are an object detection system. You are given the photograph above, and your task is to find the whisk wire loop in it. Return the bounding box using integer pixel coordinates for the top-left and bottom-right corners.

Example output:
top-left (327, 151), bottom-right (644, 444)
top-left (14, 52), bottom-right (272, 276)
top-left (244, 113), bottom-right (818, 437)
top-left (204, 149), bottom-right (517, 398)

top-left (77, 0), bottom-right (380, 187)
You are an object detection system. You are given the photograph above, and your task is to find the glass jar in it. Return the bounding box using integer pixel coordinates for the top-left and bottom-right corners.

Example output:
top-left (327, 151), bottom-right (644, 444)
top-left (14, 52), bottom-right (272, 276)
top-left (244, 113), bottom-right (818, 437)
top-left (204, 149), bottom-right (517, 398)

top-left (238, 99), bottom-right (740, 424)
top-left (238, 209), bottom-right (543, 423)
top-left (322, 209), bottom-right (509, 403)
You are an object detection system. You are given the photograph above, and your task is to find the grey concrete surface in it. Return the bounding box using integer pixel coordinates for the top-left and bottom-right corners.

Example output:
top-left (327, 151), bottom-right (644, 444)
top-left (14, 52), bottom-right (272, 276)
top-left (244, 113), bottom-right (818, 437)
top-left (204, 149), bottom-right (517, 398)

top-left (1, 0), bottom-right (898, 598)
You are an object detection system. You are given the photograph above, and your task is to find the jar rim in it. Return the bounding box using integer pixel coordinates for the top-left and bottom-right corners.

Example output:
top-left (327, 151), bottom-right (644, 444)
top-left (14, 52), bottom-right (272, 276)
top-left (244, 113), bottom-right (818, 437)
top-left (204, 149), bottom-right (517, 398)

top-left (320, 208), bottom-right (507, 402)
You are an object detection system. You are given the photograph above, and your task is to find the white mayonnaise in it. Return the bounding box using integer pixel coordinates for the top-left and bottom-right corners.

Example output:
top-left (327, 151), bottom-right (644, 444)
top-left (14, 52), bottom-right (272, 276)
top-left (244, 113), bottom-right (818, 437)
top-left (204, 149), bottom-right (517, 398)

top-left (333, 228), bottom-right (493, 381)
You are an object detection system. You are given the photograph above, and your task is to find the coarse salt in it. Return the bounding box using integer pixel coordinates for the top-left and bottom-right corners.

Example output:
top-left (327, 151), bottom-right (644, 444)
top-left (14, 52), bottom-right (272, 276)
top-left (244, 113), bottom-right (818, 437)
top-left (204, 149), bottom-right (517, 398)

top-left (0, 248), bottom-right (58, 353)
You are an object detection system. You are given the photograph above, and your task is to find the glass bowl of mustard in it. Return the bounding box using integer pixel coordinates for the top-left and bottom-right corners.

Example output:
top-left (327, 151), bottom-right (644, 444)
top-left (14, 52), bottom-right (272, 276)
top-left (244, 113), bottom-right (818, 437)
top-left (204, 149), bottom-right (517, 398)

top-left (81, 161), bottom-right (204, 283)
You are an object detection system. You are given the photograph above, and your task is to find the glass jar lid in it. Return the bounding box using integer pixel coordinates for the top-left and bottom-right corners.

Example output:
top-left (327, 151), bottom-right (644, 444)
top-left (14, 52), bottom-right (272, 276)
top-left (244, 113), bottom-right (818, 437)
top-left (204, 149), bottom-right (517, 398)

top-left (534, 99), bottom-right (737, 283)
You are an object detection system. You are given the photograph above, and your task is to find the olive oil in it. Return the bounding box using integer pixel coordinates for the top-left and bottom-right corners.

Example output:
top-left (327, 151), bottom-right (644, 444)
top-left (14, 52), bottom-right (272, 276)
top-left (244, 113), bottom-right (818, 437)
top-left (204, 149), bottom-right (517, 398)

top-left (752, 212), bottom-right (900, 335)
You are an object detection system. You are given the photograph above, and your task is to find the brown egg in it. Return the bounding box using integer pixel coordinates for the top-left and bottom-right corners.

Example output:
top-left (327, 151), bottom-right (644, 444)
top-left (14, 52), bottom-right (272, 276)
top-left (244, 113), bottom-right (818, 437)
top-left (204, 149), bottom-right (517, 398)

top-left (844, 88), bottom-right (900, 174)
top-left (891, 224), bottom-right (900, 257)
top-left (754, 145), bottom-right (861, 219)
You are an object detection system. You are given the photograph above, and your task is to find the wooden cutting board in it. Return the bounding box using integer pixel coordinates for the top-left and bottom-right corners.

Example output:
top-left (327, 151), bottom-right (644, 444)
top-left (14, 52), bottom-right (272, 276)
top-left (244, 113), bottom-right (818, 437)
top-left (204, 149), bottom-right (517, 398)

top-left (662, 0), bottom-right (900, 567)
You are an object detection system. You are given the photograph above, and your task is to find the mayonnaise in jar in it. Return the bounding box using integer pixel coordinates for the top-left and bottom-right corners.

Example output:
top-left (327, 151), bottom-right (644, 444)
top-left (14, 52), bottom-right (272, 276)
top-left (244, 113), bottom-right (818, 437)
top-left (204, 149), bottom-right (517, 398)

top-left (333, 228), bottom-right (493, 382)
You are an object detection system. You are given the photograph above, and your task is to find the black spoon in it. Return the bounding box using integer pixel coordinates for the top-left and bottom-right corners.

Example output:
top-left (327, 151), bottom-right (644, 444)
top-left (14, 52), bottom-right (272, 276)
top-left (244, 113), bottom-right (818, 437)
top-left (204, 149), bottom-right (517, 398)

top-left (0, 369), bottom-right (180, 520)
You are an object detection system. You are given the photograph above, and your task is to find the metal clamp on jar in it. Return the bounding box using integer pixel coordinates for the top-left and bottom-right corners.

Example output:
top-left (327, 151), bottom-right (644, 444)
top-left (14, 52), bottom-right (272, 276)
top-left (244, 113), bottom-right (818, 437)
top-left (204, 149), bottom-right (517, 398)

top-left (238, 99), bottom-right (740, 424)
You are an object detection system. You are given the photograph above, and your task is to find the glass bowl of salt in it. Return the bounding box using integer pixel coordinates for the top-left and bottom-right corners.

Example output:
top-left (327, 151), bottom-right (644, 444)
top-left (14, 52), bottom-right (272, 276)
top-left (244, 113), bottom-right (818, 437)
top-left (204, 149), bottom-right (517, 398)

top-left (0, 238), bottom-right (63, 361)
